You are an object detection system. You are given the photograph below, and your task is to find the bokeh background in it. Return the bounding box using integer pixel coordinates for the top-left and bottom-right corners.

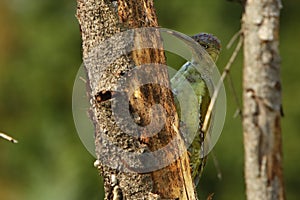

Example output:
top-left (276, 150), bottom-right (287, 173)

top-left (0, 0), bottom-right (299, 199)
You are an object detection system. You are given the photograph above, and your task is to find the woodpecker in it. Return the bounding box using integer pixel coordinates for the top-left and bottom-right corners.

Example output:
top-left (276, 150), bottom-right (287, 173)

top-left (170, 33), bottom-right (221, 184)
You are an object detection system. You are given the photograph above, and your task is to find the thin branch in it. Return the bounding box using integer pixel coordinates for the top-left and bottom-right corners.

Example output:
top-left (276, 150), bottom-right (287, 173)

top-left (0, 132), bottom-right (18, 143)
top-left (211, 151), bottom-right (222, 180)
top-left (226, 30), bottom-right (243, 119)
top-left (226, 30), bottom-right (242, 49)
top-left (202, 34), bottom-right (243, 133)
top-left (227, 74), bottom-right (243, 118)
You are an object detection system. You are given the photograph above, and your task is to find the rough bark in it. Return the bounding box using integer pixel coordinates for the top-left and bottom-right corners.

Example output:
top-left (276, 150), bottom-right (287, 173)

top-left (242, 0), bottom-right (285, 199)
top-left (76, 0), bottom-right (196, 199)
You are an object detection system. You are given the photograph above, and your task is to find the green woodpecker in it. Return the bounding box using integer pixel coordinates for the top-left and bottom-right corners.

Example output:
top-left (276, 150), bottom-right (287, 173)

top-left (170, 33), bottom-right (221, 184)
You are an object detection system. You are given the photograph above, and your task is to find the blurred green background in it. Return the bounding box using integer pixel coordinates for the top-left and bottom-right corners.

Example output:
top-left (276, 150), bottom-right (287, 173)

top-left (0, 0), bottom-right (299, 199)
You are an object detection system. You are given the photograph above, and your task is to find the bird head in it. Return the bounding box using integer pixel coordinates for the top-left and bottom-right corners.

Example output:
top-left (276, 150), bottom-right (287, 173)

top-left (191, 33), bottom-right (221, 62)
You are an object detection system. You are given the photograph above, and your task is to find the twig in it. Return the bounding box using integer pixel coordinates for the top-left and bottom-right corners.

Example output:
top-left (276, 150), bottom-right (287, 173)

top-left (226, 30), bottom-right (243, 118)
top-left (227, 74), bottom-right (243, 118)
top-left (211, 151), bottom-right (222, 180)
top-left (79, 76), bottom-right (87, 83)
top-left (206, 193), bottom-right (214, 200)
top-left (226, 30), bottom-right (242, 49)
top-left (202, 33), bottom-right (243, 133)
top-left (0, 132), bottom-right (18, 143)
top-left (227, 30), bottom-right (243, 119)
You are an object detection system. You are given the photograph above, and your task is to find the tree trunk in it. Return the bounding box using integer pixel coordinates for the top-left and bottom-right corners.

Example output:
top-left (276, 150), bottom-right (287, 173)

top-left (76, 0), bottom-right (196, 199)
top-left (242, 0), bottom-right (285, 199)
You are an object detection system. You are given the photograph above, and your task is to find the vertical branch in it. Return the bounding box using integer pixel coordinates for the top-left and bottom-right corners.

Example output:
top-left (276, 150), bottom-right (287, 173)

top-left (118, 1), bottom-right (195, 198)
top-left (76, 0), bottom-right (196, 199)
top-left (242, 0), bottom-right (285, 199)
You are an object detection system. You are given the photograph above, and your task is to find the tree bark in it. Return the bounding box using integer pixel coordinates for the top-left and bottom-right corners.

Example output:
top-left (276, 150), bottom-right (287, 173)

top-left (76, 0), bottom-right (196, 199)
top-left (242, 0), bottom-right (285, 199)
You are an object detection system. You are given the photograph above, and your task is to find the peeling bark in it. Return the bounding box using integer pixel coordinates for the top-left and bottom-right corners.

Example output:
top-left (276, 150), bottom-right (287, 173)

top-left (242, 0), bottom-right (285, 199)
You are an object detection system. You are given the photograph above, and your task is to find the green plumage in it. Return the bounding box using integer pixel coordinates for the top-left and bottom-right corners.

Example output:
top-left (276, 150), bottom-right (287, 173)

top-left (170, 33), bottom-right (221, 184)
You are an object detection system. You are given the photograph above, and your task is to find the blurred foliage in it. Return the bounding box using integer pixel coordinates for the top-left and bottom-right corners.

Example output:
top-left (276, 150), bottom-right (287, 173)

top-left (0, 0), bottom-right (299, 199)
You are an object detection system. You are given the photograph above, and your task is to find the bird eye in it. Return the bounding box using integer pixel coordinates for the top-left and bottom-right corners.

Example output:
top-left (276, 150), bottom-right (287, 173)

top-left (200, 43), bottom-right (209, 49)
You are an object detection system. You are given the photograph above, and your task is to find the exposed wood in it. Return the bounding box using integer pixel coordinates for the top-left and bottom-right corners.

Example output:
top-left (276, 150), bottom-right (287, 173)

top-left (76, 0), bottom-right (196, 199)
top-left (242, 0), bottom-right (285, 199)
top-left (0, 132), bottom-right (18, 143)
